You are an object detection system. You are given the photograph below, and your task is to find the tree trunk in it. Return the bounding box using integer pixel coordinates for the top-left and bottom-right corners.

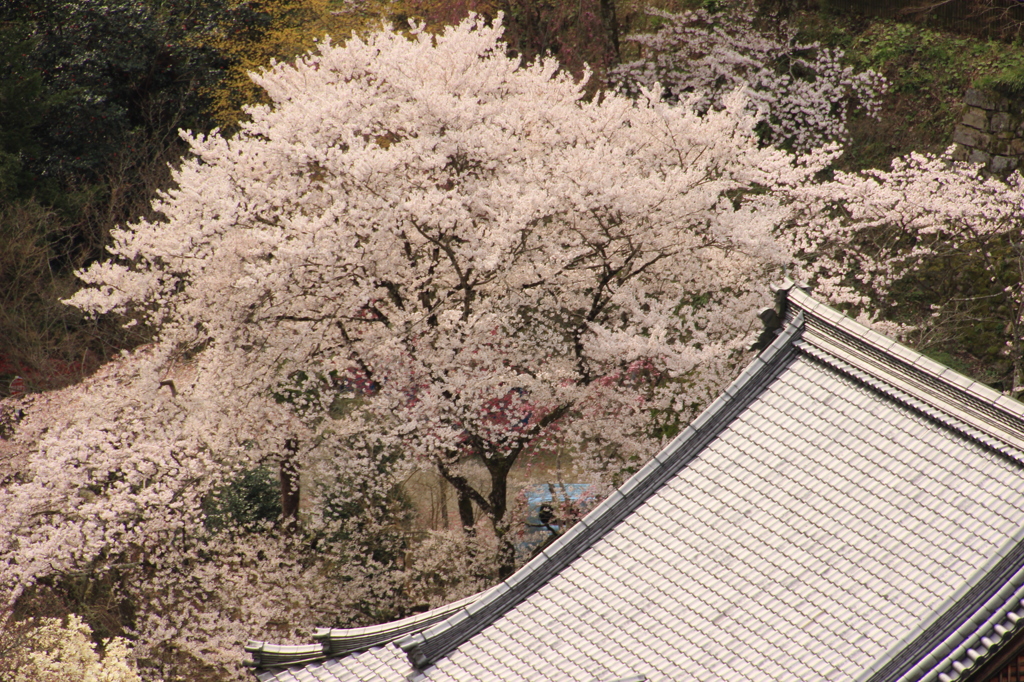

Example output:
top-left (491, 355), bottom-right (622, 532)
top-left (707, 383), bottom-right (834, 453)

top-left (280, 439), bottom-right (300, 532)
top-left (457, 490), bottom-right (475, 531)
top-left (435, 449), bottom-right (524, 577)
top-left (496, 537), bottom-right (517, 580)
top-left (488, 457), bottom-right (516, 578)
top-left (439, 472), bottom-right (450, 529)
top-left (597, 0), bottom-right (620, 62)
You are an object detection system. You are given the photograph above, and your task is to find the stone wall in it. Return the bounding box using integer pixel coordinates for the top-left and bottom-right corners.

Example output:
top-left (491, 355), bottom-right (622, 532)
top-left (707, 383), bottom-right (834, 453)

top-left (951, 88), bottom-right (1024, 174)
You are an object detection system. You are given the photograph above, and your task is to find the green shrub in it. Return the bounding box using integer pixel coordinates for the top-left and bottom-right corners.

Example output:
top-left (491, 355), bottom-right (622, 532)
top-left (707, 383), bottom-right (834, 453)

top-left (976, 65), bottom-right (1024, 98)
top-left (203, 467), bottom-right (282, 532)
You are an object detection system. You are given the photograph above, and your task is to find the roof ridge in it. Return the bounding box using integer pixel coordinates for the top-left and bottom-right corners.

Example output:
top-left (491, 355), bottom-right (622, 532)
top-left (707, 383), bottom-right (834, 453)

top-left (786, 285), bottom-right (1024, 454)
top-left (798, 342), bottom-right (1024, 468)
top-left (396, 311), bottom-right (806, 670)
top-left (315, 587), bottom-right (496, 656)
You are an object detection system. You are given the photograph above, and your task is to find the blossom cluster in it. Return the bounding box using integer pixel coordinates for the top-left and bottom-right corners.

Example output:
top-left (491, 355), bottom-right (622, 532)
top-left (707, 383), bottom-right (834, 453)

top-left (0, 613), bottom-right (141, 682)
top-left (611, 1), bottom-right (886, 152)
top-left (788, 151), bottom-right (1024, 391)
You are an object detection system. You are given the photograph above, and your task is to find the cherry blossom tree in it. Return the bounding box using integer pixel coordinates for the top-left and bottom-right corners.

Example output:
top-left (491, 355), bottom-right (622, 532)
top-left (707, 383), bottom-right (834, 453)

top-left (2, 13), bottom-right (835, 680)
top-left (790, 151), bottom-right (1024, 394)
top-left (611, 0), bottom-right (885, 153)
top-left (0, 345), bottom-right (408, 679)
top-left (67, 12), bottom-right (829, 571)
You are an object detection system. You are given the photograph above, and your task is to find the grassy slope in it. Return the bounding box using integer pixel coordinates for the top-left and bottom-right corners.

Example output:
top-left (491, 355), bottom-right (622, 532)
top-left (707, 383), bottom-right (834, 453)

top-left (793, 11), bottom-right (1024, 171)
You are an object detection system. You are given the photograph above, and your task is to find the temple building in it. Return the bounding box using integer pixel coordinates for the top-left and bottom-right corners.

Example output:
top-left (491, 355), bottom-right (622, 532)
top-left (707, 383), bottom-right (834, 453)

top-left (247, 285), bottom-right (1024, 682)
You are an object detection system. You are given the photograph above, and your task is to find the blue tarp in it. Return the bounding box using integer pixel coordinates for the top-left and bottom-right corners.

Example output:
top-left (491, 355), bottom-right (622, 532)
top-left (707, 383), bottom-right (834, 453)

top-left (516, 483), bottom-right (599, 560)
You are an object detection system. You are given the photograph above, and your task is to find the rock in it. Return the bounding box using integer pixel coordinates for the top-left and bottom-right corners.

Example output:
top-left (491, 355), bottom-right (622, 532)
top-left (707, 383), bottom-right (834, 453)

top-left (968, 148), bottom-right (993, 165)
top-left (965, 88), bottom-right (1010, 112)
top-left (952, 124), bottom-right (991, 148)
top-left (991, 155), bottom-right (1019, 173)
top-left (962, 107), bottom-right (990, 130)
top-left (991, 112), bottom-right (1015, 133)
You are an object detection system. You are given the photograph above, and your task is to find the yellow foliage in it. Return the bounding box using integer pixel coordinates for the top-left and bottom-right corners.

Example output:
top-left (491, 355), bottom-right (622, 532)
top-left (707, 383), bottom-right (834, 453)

top-left (204, 0), bottom-right (413, 128)
top-left (198, 0), bottom-right (514, 129)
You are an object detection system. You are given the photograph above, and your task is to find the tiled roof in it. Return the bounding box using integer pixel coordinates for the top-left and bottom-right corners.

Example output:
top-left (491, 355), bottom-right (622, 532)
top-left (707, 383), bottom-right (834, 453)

top-left (248, 285), bottom-right (1024, 682)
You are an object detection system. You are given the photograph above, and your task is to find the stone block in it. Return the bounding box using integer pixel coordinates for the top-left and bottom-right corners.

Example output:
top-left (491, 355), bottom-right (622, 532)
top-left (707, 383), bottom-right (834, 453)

top-left (1010, 138), bottom-right (1024, 156)
top-left (968, 148), bottom-right (993, 165)
top-left (991, 112), bottom-right (1015, 133)
top-left (965, 88), bottom-right (1011, 112)
top-left (952, 124), bottom-right (991, 148)
top-left (991, 155), bottom-right (1019, 173)
top-left (962, 107), bottom-right (990, 130)
top-left (950, 143), bottom-right (970, 161)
